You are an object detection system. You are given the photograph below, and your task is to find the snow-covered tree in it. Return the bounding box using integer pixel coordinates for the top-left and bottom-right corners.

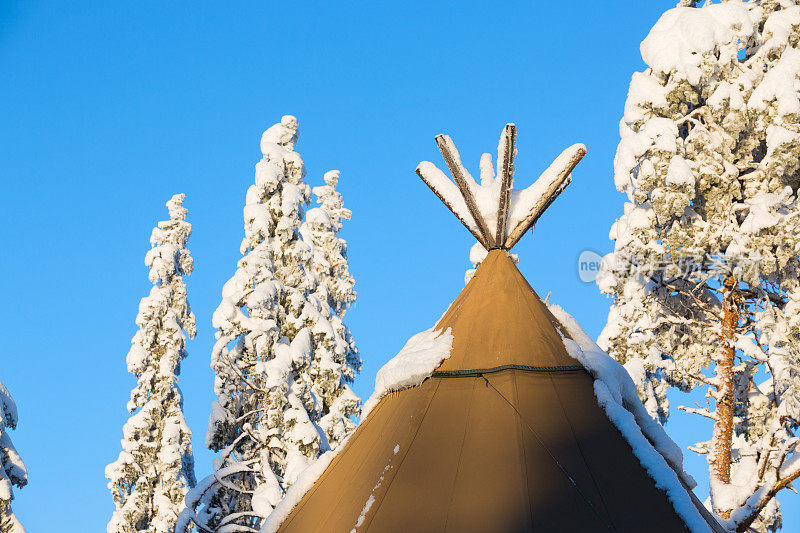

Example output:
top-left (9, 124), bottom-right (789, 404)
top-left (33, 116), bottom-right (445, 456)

top-left (299, 170), bottom-right (360, 447)
top-left (178, 116), bottom-right (360, 533)
top-left (598, 2), bottom-right (800, 531)
top-left (0, 381), bottom-right (26, 533)
top-left (106, 194), bottom-right (197, 533)
top-left (300, 170), bottom-right (356, 317)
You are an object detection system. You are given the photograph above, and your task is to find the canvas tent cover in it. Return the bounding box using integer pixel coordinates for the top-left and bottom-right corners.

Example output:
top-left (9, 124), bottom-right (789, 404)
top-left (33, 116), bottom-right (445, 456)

top-left (264, 251), bottom-right (724, 533)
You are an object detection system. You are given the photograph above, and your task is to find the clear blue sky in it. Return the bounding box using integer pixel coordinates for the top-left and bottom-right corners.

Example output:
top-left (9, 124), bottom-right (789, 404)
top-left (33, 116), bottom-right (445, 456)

top-left (1, 1), bottom-right (797, 530)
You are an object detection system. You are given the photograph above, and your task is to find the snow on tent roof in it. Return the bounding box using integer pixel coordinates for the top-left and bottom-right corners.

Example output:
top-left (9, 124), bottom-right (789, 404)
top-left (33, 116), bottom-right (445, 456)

top-left (262, 124), bottom-right (725, 533)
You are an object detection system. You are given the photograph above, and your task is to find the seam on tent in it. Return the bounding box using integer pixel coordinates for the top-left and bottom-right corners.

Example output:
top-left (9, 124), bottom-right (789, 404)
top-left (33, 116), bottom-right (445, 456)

top-left (549, 372), bottom-right (618, 531)
top-left (442, 376), bottom-right (478, 532)
top-left (431, 364), bottom-right (585, 377)
top-left (482, 375), bottom-right (617, 532)
top-left (360, 379), bottom-right (442, 531)
top-left (510, 370), bottom-right (535, 530)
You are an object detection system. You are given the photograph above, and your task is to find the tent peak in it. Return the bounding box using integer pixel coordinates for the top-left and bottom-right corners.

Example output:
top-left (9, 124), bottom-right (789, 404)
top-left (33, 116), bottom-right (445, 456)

top-left (433, 248), bottom-right (581, 372)
top-left (416, 123), bottom-right (586, 250)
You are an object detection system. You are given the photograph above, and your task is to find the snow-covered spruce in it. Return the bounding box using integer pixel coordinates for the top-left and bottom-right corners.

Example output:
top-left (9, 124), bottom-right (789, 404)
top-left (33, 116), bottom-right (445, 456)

top-left (299, 169), bottom-right (360, 448)
top-left (0, 381), bottom-right (27, 533)
top-left (598, 2), bottom-right (800, 530)
top-left (105, 194), bottom-right (197, 533)
top-left (178, 116), bottom-right (360, 533)
top-left (300, 170), bottom-right (356, 317)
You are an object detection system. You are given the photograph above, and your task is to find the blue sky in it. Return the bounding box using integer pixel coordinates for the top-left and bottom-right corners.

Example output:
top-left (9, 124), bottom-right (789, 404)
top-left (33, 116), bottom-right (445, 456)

top-left (1, 1), bottom-right (797, 530)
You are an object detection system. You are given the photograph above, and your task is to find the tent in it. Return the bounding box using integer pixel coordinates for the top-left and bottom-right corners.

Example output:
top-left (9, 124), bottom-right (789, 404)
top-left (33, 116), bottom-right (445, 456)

top-left (263, 125), bottom-right (725, 533)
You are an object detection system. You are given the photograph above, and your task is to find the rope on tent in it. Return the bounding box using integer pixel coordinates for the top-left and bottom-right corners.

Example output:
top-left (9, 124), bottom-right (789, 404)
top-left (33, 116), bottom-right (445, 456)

top-left (481, 374), bottom-right (617, 533)
top-left (431, 364), bottom-right (585, 378)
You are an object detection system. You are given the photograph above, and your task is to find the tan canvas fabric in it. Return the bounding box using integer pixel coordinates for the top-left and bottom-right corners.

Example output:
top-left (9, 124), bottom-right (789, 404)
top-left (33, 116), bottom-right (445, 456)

top-left (436, 250), bottom-right (578, 371)
top-left (276, 251), bottom-right (717, 533)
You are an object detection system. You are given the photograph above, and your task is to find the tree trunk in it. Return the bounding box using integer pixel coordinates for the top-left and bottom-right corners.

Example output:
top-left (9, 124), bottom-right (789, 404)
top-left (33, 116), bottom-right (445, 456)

top-left (712, 276), bottom-right (737, 518)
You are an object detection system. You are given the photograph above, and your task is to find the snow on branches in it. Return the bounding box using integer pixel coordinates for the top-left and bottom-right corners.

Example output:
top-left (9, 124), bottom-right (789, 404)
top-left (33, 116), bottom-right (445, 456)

top-left (300, 170), bottom-right (356, 317)
top-left (0, 381), bottom-right (26, 533)
top-left (599, 2), bottom-right (800, 530)
top-left (105, 194), bottom-right (197, 533)
top-left (178, 116), bottom-right (360, 533)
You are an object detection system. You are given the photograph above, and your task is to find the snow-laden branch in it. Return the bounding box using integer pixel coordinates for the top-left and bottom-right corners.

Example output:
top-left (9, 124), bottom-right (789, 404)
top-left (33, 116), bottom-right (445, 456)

top-left (679, 406), bottom-right (716, 420)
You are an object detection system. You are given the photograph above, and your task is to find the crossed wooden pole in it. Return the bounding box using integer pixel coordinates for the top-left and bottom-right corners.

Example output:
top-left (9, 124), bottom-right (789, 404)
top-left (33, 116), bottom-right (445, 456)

top-left (416, 124), bottom-right (586, 250)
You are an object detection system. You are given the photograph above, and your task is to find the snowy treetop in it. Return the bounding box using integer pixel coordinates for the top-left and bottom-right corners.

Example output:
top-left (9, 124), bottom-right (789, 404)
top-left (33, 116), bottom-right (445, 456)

top-left (641, 2), bottom-right (755, 86)
top-left (416, 123), bottom-right (586, 251)
top-left (261, 114), bottom-right (299, 151)
top-left (166, 193), bottom-right (187, 221)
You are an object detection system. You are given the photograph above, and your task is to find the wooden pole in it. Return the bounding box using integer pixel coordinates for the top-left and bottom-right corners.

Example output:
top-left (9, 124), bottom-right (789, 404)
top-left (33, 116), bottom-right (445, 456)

top-left (416, 168), bottom-right (491, 250)
top-left (503, 146), bottom-right (586, 249)
top-left (712, 276), bottom-right (737, 519)
top-left (435, 135), bottom-right (496, 248)
top-left (495, 124), bottom-right (516, 246)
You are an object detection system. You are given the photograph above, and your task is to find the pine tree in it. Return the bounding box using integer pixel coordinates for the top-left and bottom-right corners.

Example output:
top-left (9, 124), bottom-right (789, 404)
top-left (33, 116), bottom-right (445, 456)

top-left (301, 170), bottom-right (356, 316)
top-left (598, 2), bottom-right (800, 530)
top-left (179, 116), bottom-right (360, 533)
top-left (300, 170), bottom-right (360, 447)
top-left (106, 194), bottom-right (197, 533)
top-left (0, 381), bottom-right (26, 533)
